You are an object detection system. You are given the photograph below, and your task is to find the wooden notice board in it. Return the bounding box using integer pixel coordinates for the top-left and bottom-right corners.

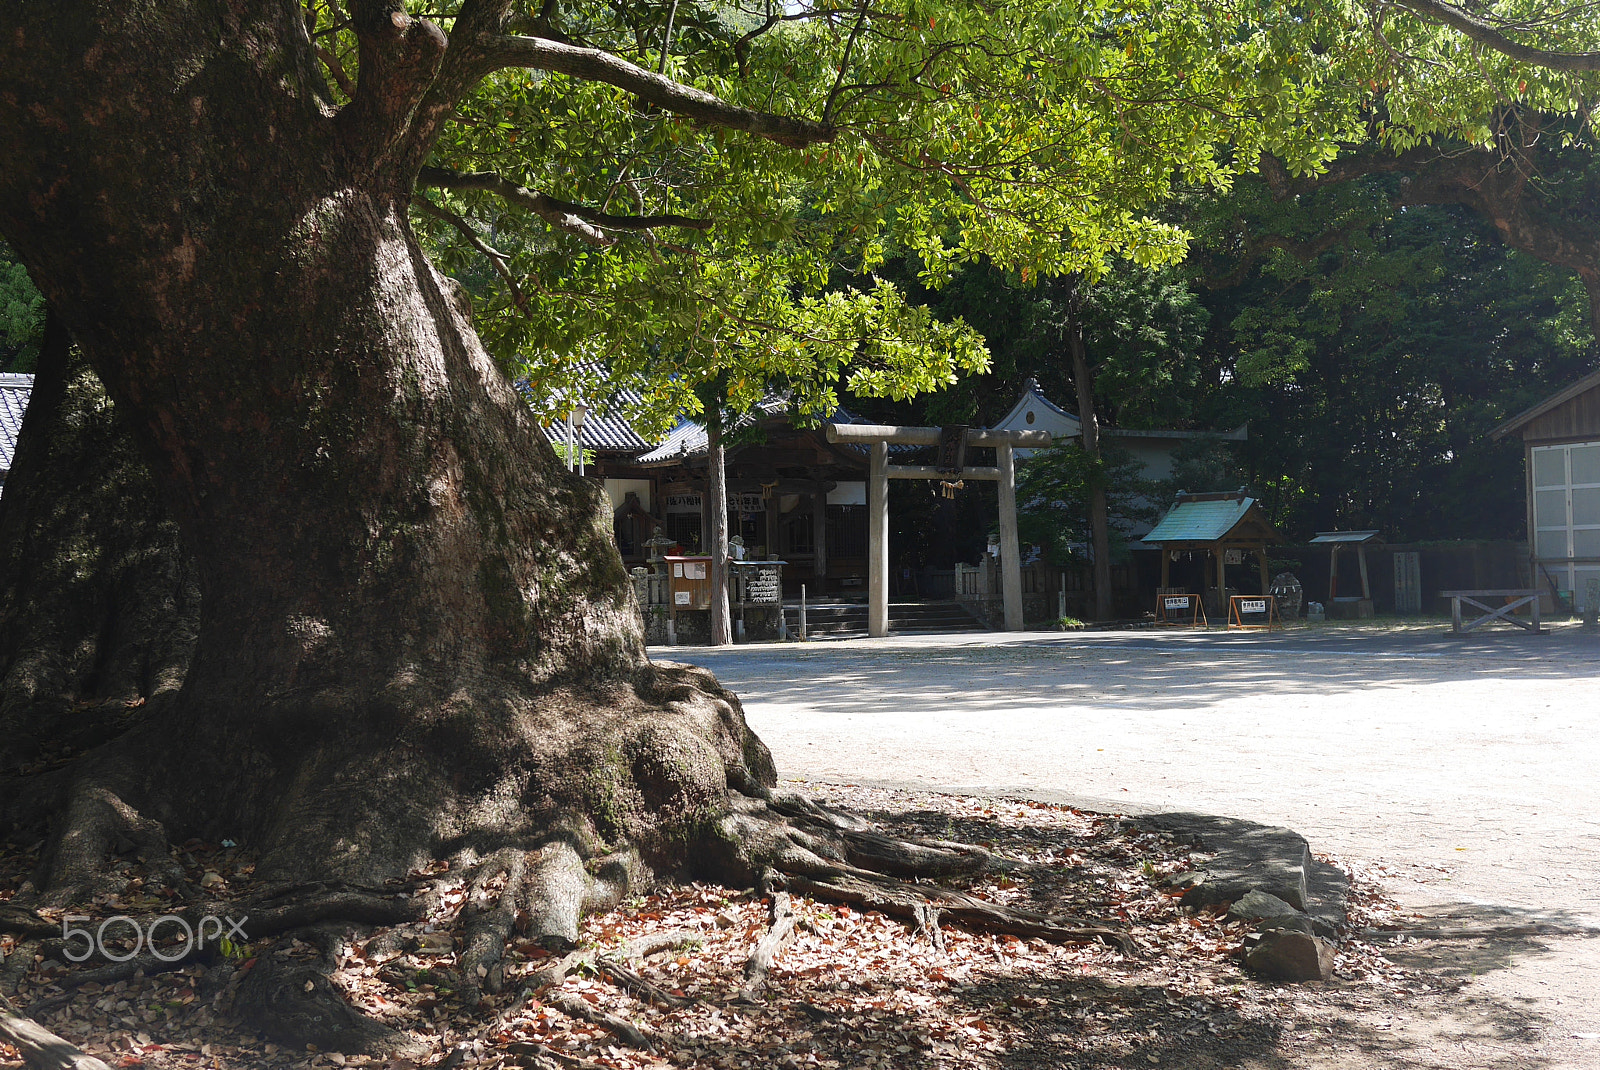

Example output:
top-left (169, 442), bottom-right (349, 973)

top-left (1227, 594), bottom-right (1281, 630)
top-left (1155, 589), bottom-right (1206, 627)
top-left (664, 555), bottom-right (712, 612)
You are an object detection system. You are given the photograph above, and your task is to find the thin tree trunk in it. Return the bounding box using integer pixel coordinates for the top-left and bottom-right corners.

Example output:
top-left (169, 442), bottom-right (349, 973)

top-left (708, 421), bottom-right (732, 645)
top-left (1065, 278), bottom-right (1114, 621)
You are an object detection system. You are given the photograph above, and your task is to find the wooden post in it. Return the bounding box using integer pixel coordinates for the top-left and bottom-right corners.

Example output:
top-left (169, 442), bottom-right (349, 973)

top-left (765, 494), bottom-right (780, 559)
top-left (868, 440), bottom-right (889, 638)
top-left (998, 442), bottom-right (1023, 631)
top-left (1328, 546), bottom-right (1340, 601)
top-left (1258, 547), bottom-right (1269, 595)
top-left (1160, 548), bottom-right (1170, 590)
top-left (1357, 545), bottom-right (1372, 600)
top-left (1216, 546), bottom-right (1227, 606)
top-left (811, 491), bottom-right (828, 581)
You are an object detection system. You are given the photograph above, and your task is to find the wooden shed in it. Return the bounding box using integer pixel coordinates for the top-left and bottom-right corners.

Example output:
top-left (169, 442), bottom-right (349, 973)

top-left (1491, 369), bottom-right (1600, 613)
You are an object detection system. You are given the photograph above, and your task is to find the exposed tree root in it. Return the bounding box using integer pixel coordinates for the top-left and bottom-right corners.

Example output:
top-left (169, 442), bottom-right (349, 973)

top-left (622, 929), bottom-right (702, 960)
top-left (592, 954), bottom-right (690, 1009)
top-left (913, 902), bottom-right (948, 952)
top-left (458, 847), bottom-right (528, 1004)
top-left (38, 786), bottom-right (187, 907)
top-left (234, 925), bottom-right (427, 1058)
top-left (504, 1039), bottom-right (604, 1069)
top-left (1, 710), bottom-right (1131, 1062)
top-left (2, 780), bottom-right (1135, 1058)
top-left (780, 870), bottom-right (1134, 955)
top-left (548, 992), bottom-right (657, 1050)
top-left (737, 890), bottom-right (797, 1003)
top-left (0, 905), bottom-right (55, 937)
top-left (0, 991), bottom-right (112, 1070)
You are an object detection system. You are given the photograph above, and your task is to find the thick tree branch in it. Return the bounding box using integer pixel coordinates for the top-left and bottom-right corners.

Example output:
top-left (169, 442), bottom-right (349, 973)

top-left (1384, 0), bottom-right (1600, 71)
top-left (1257, 140), bottom-right (1600, 336)
top-left (417, 165), bottom-right (713, 241)
top-left (479, 36), bottom-right (836, 147)
top-left (412, 195), bottom-right (534, 313)
top-left (1257, 147), bottom-right (1455, 199)
top-left (342, 0), bottom-right (448, 170)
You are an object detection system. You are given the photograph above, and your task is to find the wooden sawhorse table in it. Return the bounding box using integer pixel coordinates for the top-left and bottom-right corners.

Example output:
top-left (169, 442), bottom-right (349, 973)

top-left (1439, 589), bottom-right (1543, 634)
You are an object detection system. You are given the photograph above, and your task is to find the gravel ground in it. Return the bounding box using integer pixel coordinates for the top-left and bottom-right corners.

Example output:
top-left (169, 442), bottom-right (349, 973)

top-left (664, 620), bottom-right (1600, 1069)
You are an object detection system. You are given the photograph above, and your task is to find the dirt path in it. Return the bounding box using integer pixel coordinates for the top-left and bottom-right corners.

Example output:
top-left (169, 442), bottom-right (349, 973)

top-left (673, 622), bottom-right (1600, 1068)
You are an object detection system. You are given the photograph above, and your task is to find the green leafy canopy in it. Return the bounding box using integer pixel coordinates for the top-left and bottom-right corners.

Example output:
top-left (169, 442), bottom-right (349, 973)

top-left (309, 1), bottom-right (1600, 429)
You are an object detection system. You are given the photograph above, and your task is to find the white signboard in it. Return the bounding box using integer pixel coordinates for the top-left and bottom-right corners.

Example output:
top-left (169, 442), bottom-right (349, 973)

top-left (1164, 596), bottom-right (1190, 610)
top-left (665, 493), bottom-right (703, 513)
top-left (674, 591), bottom-right (691, 605)
top-left (744, 570), bottom-right (781, 604)
top-left (683, 561), bottom-right (706, 580)
top-left (1239, 598), bottom-right (1268, 614)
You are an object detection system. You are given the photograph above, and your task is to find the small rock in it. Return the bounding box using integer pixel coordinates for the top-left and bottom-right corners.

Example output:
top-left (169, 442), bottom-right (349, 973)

top-left (199, 870), bottom-right (226, 888)
top-left (1227, 890), bottom-right (1299, 922)
top-left (1244, 930), bottom-right (1335, 983)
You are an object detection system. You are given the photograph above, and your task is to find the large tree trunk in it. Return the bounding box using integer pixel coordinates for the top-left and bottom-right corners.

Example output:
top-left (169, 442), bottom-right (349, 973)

top-left (0, 1), bottom-right (778, 899)
top-left (0, 319), bottom-right (199, 776)
top-left (0, 7), bottom-right (1130, 1056)
top-left (1064, 280), bottom-right (1115, 621)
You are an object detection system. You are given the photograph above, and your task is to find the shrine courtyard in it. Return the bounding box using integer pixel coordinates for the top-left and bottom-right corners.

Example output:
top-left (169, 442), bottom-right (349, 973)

top-left (670, 622), bottom-right (1600, 1068)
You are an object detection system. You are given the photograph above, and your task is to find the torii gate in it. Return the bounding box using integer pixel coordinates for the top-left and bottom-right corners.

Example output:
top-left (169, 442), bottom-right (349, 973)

top-left (824, 422), bottom-right (1054, 637)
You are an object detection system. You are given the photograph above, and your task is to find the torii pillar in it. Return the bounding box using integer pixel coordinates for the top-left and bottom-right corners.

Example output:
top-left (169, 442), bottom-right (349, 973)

top-left (826, 422), bottom-right (1052, 637)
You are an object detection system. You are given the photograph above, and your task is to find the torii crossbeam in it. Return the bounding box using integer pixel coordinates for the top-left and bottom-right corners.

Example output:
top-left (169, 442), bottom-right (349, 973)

top-left (825, 422), bottom-right (1053, 637)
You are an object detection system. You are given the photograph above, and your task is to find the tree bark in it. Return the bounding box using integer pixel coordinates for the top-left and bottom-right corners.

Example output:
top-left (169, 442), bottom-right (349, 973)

top-left (1064, 279), bottom-right (1115, 621)
top-left (708, 422), bottom-right (732, 645)
top-left (0, 0), bottom-right (772, 893)
top-left (0, 318), bottom-right (198, 777)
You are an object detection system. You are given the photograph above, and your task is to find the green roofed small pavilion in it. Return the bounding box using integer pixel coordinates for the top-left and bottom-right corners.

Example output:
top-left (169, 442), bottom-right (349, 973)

top-left (1141, 491), bottom-right (1285, 608)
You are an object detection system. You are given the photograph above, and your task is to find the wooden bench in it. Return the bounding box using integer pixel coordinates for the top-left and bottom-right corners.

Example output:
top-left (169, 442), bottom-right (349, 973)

top-left (1439, 589), bottom-right (1543, 634)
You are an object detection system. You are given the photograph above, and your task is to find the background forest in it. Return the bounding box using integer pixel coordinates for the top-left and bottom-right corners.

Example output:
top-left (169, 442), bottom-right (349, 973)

top-left (842, 171), bottom-right (1598, 552)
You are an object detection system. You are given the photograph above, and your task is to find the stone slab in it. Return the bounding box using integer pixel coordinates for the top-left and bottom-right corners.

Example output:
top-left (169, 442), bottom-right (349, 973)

top-left (1135, 811), bottom-right (1347, 932)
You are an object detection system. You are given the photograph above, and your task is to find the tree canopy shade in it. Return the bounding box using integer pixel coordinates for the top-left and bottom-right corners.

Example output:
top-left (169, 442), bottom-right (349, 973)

top-left (6, 0), bottom-right (1600, 1054)
top-left (402, 0), bottom-right (1387, 430)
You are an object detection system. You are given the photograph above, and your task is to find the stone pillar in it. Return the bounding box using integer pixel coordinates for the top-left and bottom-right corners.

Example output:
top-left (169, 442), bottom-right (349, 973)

top-left (868, 440), bottom-right (889, 638)
top-left (997, 443), bottom-right (1024, 631)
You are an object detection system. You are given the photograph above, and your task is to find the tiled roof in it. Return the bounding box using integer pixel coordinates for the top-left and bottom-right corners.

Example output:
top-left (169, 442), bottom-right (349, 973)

top-left (576, 385), bottom-right (652, 453)
top-left (521, 379), bottom-right (654, 454)
top-left (0, 373), bottom-right (33, 482)
top-left (1142, 496), bottom-right (1257, 544)
top-left (634, 394), bottom-right (793, 464)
